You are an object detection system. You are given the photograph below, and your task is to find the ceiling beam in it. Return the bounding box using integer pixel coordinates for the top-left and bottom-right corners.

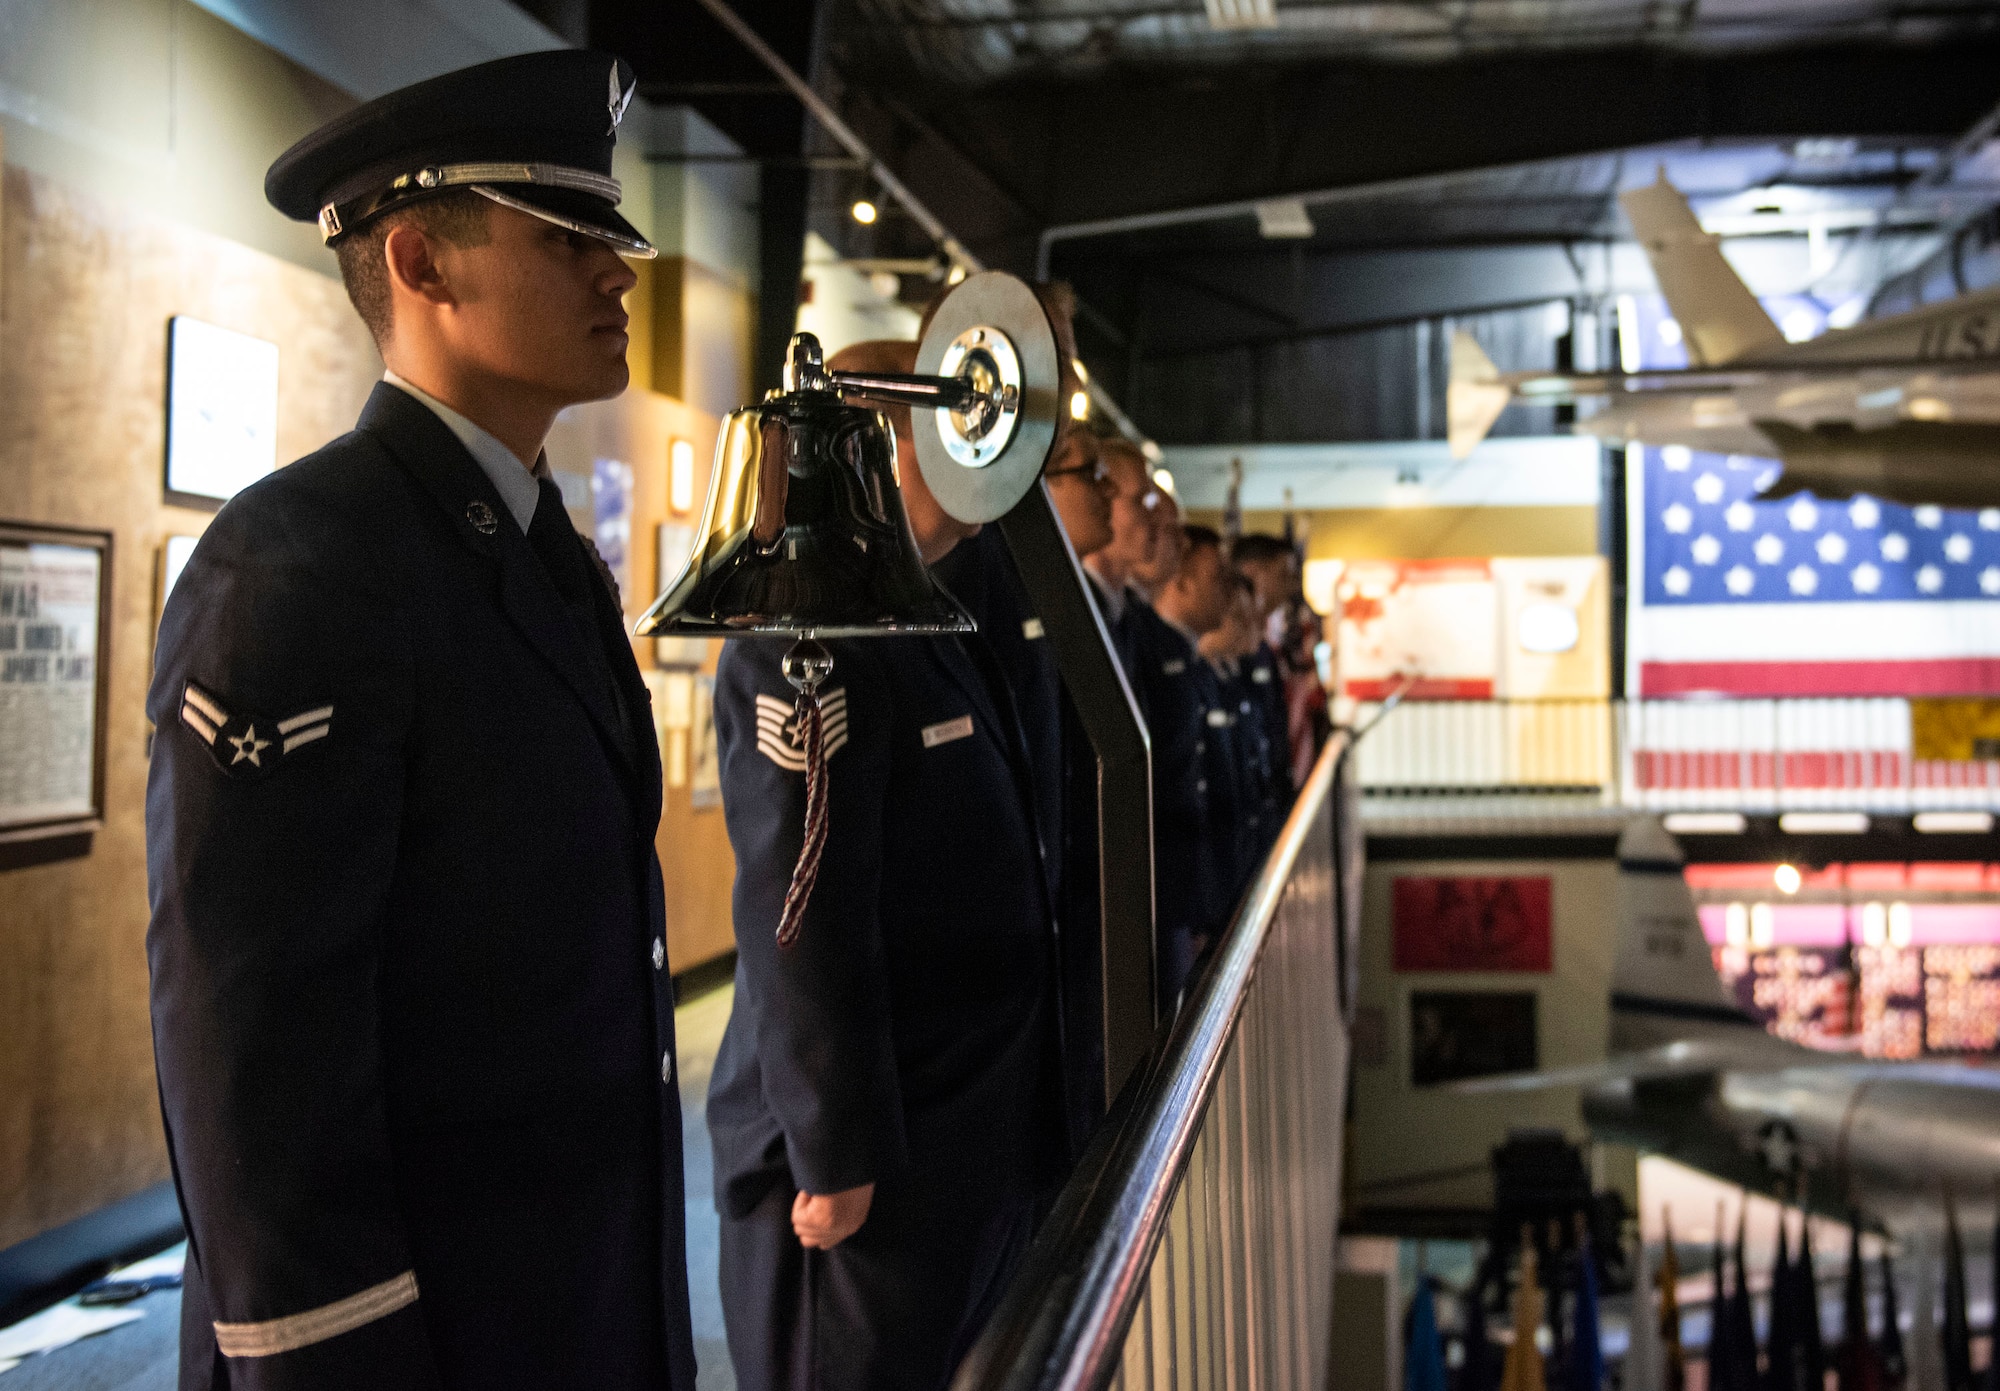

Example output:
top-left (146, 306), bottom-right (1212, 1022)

top-left (857, 39), bottom-right (2000, 269)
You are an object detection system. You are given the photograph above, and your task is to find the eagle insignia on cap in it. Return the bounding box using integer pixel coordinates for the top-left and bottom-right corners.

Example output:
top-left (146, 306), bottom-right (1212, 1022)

top-left (180, 681), bottom-right (334, 780)
top-left (608, 62), bottom-right (634, 134)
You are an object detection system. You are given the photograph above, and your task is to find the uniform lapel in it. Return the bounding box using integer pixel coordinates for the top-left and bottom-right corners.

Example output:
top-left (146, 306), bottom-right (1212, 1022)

top-left (359, 385), bottom-right (644, 795)
top-left (928, 638), bottom-right (1008, 763)
top-left (583, 568), bottom-right (664, 829)
top-left (932, 636), bottom-right (1053, 879)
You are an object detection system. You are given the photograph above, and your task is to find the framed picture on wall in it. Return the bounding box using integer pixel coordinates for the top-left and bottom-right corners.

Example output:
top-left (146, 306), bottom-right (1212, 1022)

top-left (0, 523), bottom-right (112, 841)
top-left (165, 316), bottom-right (279, 503)
top-left (1408, 990), bottom-right (1537, 1088)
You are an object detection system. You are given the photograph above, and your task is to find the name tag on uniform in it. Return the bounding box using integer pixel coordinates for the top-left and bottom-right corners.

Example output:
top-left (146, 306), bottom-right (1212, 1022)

top-left (1163, 658), bottom-right (1186, 675)
top-left (922, 715), bottom-right (975, 748)
top-left (1252, 666), bottom-right (1272, 683)
top-left (1022, 618), bottom-right (1045, 640)
top-left (1206, 708), bottom-right (1231, 727)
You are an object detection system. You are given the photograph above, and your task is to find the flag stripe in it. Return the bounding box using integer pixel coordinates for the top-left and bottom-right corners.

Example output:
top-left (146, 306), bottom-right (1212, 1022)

top-left (1639, 658), bottom-right (2000, 698)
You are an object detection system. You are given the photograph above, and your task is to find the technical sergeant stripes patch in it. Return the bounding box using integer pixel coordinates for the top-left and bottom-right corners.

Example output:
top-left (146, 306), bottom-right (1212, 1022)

top-left (754, 688), bottom-right (848, 772)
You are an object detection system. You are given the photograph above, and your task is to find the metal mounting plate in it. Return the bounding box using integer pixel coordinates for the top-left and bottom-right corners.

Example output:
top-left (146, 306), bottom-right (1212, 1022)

top-left (914, 272), bottom-right (1061, 524)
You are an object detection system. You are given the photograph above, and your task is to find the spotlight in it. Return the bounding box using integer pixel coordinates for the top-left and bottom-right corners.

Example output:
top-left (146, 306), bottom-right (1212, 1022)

top-left (851, 199), bottom-right (878, 225)
top-left (946, 264), bottom-right (967, 285)
top-left (1073, 359), bottom-right (1090, 385)
top-left (1069, 390), bottom-right (1090, 421)
top-left (1773, 863), bottom-right (1802, 895)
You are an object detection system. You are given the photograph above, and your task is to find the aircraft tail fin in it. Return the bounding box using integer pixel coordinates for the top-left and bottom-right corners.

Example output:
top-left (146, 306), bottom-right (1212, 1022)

top-left (1613, 816), bottom-right (1736, 1015)
top-left (1619, 171), bottom-right (1785, 367)
top-left (1447, 330), bottom-right (1511, 458)
top-left (1449, 817), bottom-right (1820, 1094)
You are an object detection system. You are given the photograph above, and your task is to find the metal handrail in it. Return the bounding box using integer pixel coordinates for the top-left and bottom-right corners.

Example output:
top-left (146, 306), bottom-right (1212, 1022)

top-left (950, 728), bottom-right (1354, 1391)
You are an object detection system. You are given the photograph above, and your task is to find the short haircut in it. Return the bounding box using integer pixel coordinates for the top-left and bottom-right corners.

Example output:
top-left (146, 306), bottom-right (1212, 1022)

top-left (1232, 532), bottom-right (1294, 566)
top-left (333, 190), bottom-right (493, 345)
top-left (920, 278), bottom-right (1077, 342)
top-left (826, 339), bottom-right (918, 375)
top-left (1183, 524), bottom-right (1222, 557)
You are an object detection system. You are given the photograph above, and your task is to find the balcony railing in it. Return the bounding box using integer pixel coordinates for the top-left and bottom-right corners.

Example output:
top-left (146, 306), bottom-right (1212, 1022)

top-left (953, 731), bottom-right (1359, 1391)
top-left (1352, 697), bottom-right (2000, 812)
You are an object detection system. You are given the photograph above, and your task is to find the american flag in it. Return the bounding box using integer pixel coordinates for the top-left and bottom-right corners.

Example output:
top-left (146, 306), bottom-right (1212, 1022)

top-left (1631, 445), bottom-right (2000, 696)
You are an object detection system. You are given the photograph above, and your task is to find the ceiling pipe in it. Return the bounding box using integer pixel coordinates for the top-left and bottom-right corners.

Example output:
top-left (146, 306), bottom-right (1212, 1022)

top-left (686, 0), bottom-right (1151, 446)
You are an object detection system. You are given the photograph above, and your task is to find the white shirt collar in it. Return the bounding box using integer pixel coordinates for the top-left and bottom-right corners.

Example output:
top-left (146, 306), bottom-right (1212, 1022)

top-left (383, 371), bottom-right (543, 535)
top-left (1083, 564), bottom-right (1126, 623)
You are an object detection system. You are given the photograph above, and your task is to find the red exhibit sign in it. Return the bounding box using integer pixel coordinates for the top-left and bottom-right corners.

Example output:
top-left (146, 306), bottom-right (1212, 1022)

top-left (1393, 876), bottom-right (1553, 972)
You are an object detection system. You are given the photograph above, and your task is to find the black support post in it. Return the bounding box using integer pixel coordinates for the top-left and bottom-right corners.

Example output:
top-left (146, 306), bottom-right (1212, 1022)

top-left (996, 483), bottom-right (1157, 1099)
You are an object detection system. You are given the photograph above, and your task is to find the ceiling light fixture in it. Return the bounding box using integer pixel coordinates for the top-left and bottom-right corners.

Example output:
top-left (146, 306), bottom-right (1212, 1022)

top-left (1070, 390), bottom-right (1091, 421)
top-left (1914, 811), bottom-right (1995, 834)
top-left (1778, 811), bottom-right (1869, 835)
top-left (1662, 812), bottom-right (1747, 835)
top-left (1254, 197), bottom-right (1314, 239)
top-left (851, 198), bottom-right (878, 225)
top-left (1203, 0), bottom-right (1277, 29)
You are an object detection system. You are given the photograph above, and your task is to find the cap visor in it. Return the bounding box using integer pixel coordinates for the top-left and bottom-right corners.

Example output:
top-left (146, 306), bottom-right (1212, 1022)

top-left (473, 184), bottom-right (656, 259)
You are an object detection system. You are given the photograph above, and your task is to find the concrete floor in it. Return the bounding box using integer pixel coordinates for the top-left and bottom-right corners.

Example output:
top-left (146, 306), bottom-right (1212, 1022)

top-left (1, 982), bottom-right (739, 1390)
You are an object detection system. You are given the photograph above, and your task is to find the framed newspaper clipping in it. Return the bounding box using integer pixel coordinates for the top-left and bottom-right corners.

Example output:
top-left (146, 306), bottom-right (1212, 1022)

top-left (0, 522), bottom-right (111, 841)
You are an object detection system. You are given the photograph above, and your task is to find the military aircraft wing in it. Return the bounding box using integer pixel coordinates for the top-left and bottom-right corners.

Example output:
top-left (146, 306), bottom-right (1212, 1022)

top-left (1445, 174), bottom-right (2000, 511)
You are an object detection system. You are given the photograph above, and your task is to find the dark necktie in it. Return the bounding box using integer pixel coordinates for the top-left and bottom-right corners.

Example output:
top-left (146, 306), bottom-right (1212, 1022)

top-left (525, 478), bottom-right (639, 766)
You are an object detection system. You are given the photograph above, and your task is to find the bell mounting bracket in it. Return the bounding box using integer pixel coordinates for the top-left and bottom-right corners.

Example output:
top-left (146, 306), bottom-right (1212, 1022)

top-left (783, 332), bottom-right (1025, 470)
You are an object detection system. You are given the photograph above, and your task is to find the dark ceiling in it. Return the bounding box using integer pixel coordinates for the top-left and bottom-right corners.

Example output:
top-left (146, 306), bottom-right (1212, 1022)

top-left (833, 0), bottom-right (2000, 81)
top-left (590, 0), bottom-right (2000, 443)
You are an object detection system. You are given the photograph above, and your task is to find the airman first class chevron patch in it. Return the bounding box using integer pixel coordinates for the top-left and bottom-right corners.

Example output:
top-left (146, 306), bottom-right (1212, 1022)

top-left (180, 681), bottom-right (333, 780)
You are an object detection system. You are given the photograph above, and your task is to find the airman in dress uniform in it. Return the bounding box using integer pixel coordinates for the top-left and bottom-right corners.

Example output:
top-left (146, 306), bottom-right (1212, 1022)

top-left (1231, 533), bottom-right (1303, 800)
top-left (925, 285), bottom-right (1119, 1142)
top-left (708, 346), bottom-right (1068, 1390)
top-left (145, 52), bottom-right (696, 1391)
top-left (1133, 524), bottom-right (1239, 1004)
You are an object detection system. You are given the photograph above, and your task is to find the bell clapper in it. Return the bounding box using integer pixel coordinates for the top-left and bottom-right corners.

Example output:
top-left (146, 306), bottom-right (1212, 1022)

top-left (775, 635), bottom-right (835, 948)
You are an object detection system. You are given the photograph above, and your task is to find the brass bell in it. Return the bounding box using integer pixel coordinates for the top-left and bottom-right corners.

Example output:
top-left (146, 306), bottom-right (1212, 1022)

top-left (635, 331), bottom-right (974, 639)
top-left (636, 317), bottom-right (1053, 946)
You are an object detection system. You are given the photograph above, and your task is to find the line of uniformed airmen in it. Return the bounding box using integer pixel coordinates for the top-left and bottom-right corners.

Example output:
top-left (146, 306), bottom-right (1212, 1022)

top-left (705, 300), bottom-right (1323, 1385)
top-left (140, 48), bottom-right (1326, 1391)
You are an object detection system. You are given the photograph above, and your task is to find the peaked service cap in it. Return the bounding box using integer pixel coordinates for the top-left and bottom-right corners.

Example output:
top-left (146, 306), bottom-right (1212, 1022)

top-left (265, 49), bottom-right (655, 258)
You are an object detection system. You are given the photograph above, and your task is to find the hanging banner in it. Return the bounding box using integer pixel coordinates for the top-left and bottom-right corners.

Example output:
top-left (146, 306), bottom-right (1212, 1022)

top-left (1393, 875), bottom-right (1553, 972)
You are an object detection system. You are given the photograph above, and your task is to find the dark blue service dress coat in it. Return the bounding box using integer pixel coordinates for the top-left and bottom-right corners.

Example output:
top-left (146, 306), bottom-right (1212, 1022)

top-left (1243, 641), bottom-right (1293, 799)
top-left (708, 631), bottom-right (1066, 1391)
top-left (929, 527), bottom-right (1106, 1139)
top-left (145, 384), bottom-right (696, 1391)
top-left (1124, 599), bottom-right (1235, 1005)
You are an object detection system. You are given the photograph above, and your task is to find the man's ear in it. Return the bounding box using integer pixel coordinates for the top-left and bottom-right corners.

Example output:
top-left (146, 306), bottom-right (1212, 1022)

top-left (382, 224), bottom-right (455, 309)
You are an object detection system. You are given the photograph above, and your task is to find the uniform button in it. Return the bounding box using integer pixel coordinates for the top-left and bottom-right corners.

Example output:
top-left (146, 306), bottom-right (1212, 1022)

top-left (651, 937), bottom-right (665, 971)
top-left (662, 1051), bottom-right (675, 1084)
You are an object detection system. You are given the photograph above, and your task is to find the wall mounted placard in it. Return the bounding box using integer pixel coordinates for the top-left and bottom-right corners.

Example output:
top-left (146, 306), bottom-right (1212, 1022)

top-left (165, 316), bottom-right (279, 502)
top-left (0, 524), bottom-right (111, 840)
top-left (159, 534), bottom-right (199, 622)
top-left (1392, 875), bottom-right (1552, 972)
top-left (1409, 990), bottom-right (1537, 1087)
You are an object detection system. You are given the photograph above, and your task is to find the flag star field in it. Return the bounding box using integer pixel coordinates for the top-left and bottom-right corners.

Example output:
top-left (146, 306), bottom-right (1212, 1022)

top-left (1643, 446), bottom-right (2000, 606)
